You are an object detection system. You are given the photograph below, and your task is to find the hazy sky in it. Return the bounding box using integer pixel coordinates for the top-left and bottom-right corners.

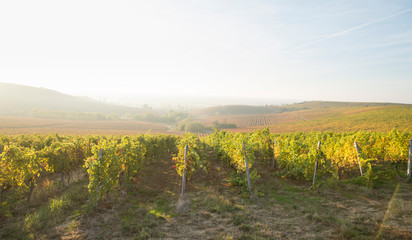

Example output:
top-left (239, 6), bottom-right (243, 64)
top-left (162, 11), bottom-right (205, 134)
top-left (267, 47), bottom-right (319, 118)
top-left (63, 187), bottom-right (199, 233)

top-left (1, 0), bottom-right (412, 104)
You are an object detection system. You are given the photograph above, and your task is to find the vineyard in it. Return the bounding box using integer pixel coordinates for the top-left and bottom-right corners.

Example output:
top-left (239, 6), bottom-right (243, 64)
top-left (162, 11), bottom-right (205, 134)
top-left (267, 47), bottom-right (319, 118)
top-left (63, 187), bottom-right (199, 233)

top-left (196, 104), bottom-right (412, 134)
top-left (233, 114), bottom-right (280, 128)
top-left (1, 130), bottom-right (412, 239)
top-left (197, 113), bottom-right (287, 130)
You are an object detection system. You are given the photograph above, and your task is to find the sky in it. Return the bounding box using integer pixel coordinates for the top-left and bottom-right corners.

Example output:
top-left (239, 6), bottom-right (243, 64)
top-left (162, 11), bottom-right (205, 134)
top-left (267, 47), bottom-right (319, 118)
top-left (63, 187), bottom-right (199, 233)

top-left (1, 0), bottom-right (412, 105)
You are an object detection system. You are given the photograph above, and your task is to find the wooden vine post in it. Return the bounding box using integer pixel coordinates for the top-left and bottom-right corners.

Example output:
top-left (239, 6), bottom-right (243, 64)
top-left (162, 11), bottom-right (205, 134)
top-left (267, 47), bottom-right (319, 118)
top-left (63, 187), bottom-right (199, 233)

top-left (181, 145), bottom-right (188, 201)
top-left (61, 154), bottom-right (65, 187)
top-left (272, 139), bottom-right (277, 169)
top-left (0, 144), bottom-right (2, 201)
top-left (408, 140), bottom-right (412, 180)
top-left (96, 149), bottom-right (103, 204)
top-left (242, 142), bottom-right (253, 195)
top-left (354, 141), bottom-right (363, 176)
top-left (312, 141), bottom-right (321, 187)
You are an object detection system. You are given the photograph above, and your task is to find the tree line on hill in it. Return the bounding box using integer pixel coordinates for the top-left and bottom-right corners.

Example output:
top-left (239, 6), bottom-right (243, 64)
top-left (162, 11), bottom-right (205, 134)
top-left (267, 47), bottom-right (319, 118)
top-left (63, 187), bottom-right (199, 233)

top-left (177, 119), bottom-right (237, 133)
top-left (29, 108), bottom-right (193, 125)
top-left (30, 108), bottom-right (115, 121)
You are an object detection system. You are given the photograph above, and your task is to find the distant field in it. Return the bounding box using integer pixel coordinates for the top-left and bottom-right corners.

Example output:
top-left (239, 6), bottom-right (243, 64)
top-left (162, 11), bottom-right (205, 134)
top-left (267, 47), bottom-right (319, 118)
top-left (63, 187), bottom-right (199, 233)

top-left (197, 105), bottom-right (412, 133)
top-left (1, 104), bottom-right (411, 135)
top-left (2, 84), bottom-right (410, 135)
top-left (263, 105), bottom-right (412, 133)
top-left (0, 116), bottom-right (169, 135)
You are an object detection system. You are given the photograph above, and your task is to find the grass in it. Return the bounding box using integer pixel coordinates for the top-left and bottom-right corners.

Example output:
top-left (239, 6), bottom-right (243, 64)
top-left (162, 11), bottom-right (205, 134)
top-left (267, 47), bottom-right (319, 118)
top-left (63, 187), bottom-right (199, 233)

top-left (0, 178), bottom-right (88, 240)
top-left (120, 207), bottom-right (166, 239)
top-left (191, 189), bottom-right (241, 214)
top-left (26, 182), bottom-right (87, 231)
top-left (116, 188), bottom-right (177, 239)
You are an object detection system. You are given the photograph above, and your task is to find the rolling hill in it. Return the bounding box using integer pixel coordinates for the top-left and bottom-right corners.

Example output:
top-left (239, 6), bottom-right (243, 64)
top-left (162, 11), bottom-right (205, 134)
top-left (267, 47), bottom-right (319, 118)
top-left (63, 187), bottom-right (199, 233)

top-left (0, 82), bottom-right (143, 116)
top-left (193, 101), bottom-right (402, 116)
top-left (194, 105), bottom-right (280, 116)
top-left (193, 101), bottom-right (412, 133)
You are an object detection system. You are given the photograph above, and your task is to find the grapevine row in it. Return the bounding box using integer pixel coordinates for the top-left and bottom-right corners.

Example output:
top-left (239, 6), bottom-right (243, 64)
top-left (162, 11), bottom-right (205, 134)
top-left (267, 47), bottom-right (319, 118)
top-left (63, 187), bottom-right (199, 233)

top-left (0, 134), bottom-right (179, 214)
top-left (1, 129), bottom-right (410, 216)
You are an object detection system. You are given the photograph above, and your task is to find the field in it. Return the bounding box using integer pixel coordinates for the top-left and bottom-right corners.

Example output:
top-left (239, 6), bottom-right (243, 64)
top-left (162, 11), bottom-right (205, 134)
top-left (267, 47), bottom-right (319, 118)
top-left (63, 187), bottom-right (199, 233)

top-left (1, 153), bottom-right (411, 239)
top-left (0, 116), bottom-right (169, 135)
top-left (196, 105), bottom-right (412, 133)
top-left (1, 103), bottom-right (412, 136)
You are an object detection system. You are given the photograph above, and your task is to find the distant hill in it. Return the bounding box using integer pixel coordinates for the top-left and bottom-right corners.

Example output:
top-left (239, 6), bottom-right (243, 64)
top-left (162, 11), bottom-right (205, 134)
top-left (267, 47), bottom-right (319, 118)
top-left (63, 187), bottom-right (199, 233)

top-left (194, 105), bottom-right (279, 116)
top-left (194, 101), bottom-right (403, 116)
top-left (0, 82), bottom-right (143, 117)
top-left (284, 101), bottom-right (397, 109)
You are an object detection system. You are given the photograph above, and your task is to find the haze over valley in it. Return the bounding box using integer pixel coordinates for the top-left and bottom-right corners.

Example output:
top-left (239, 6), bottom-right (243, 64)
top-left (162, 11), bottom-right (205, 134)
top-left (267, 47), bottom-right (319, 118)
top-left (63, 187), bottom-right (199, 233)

top-left (1, 82), bottom-right (411, 136)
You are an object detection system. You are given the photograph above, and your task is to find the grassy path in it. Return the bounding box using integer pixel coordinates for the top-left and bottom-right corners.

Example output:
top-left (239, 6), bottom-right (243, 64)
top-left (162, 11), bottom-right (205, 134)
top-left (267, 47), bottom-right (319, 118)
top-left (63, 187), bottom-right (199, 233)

top-left (1, 155), bottom-right (411, 239)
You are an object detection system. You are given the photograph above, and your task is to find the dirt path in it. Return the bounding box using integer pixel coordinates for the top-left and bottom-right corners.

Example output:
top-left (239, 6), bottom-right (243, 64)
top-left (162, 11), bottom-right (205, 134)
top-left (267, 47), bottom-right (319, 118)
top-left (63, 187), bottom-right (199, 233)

top-left (157, 157), bottom-right (243, 239)
top-left (376, 183), bottom-right (412, 239)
